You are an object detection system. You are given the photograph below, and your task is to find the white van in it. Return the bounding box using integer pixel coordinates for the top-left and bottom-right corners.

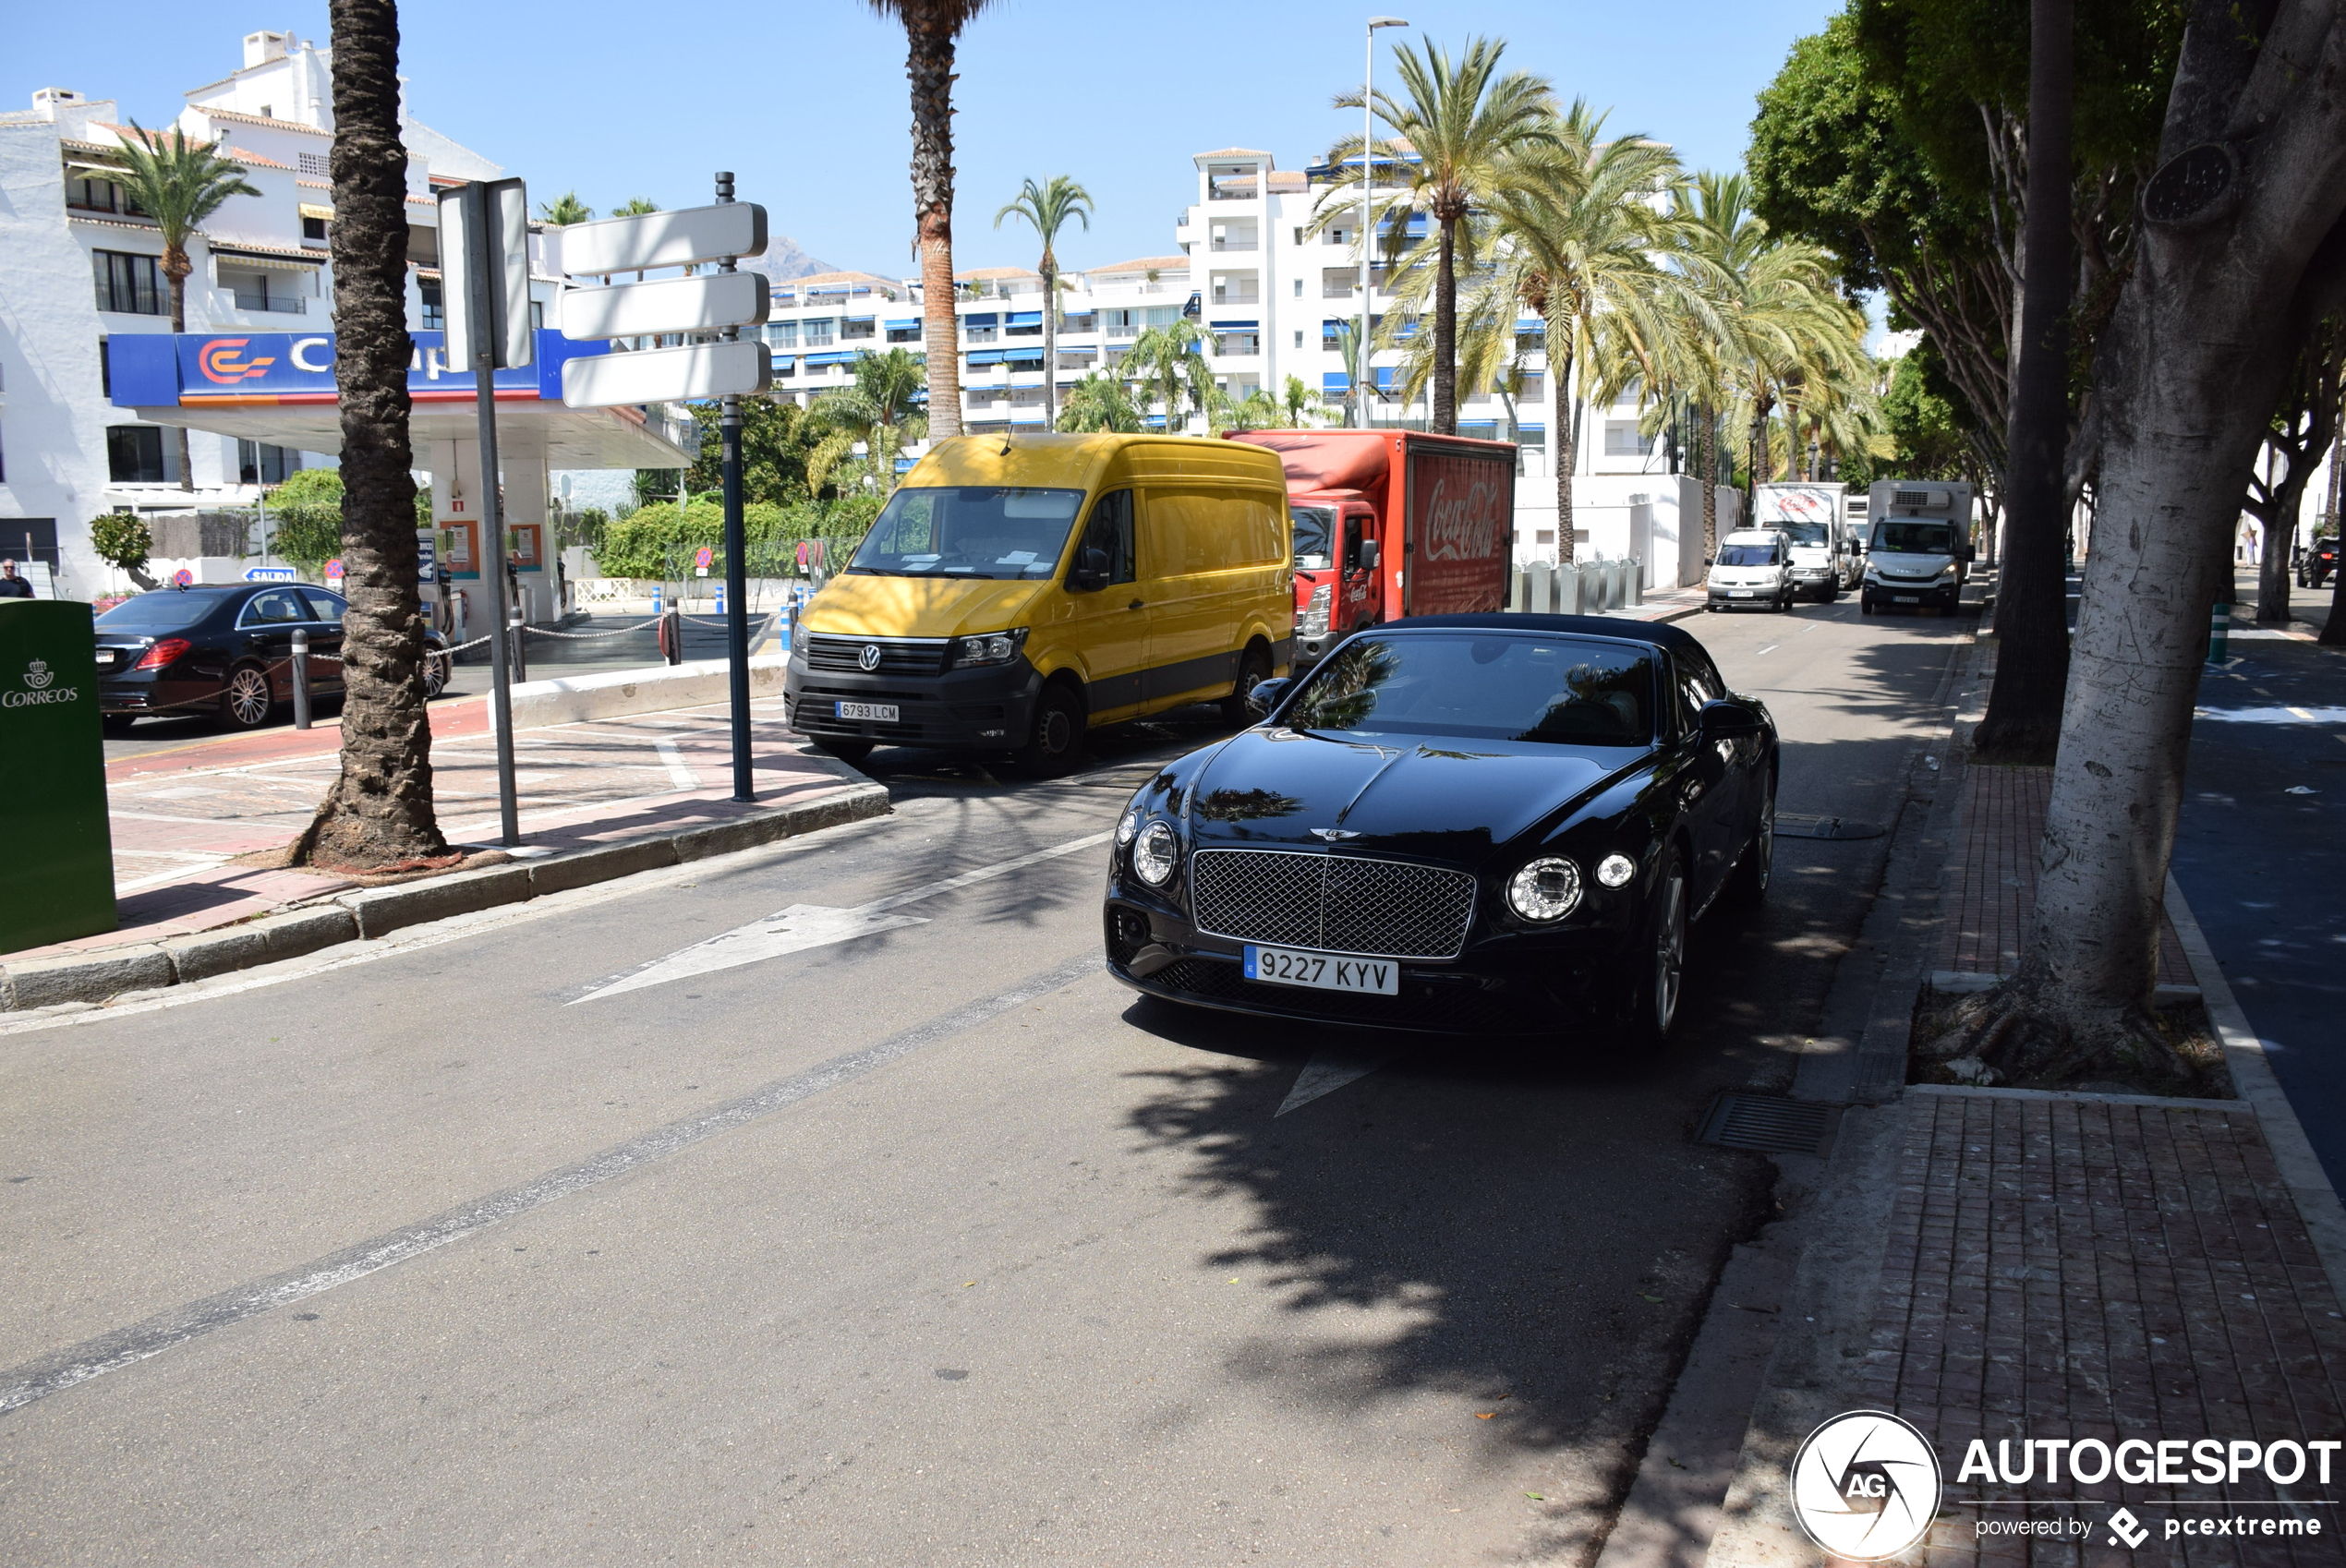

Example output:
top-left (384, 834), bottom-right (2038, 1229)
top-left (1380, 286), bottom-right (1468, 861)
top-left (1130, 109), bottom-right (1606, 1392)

top-left (1705, 528), bottom-right (1796, 613)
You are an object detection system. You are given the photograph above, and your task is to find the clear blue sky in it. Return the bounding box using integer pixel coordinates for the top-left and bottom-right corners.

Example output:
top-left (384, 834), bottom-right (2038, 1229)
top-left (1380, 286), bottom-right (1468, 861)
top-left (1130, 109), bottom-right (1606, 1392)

top-left (7, 1), bottom-right (1840, 279)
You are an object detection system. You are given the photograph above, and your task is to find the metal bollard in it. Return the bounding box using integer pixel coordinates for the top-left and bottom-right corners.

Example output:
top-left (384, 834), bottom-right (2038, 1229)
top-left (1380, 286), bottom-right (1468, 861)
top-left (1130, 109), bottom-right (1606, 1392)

top-left (662, 607), bottom-right (684, 666)
top-left (2207, 601), bottom-right (2231, 664)
top-left (290, 628), bottom-right (311, 730)
top-left (509, 608), bottom-right (528, 684)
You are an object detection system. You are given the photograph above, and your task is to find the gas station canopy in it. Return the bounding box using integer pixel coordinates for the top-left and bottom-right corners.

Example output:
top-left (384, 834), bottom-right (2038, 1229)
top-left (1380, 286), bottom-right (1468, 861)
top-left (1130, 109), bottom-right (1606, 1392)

top-left (107, 330), bottom-right (695, 469)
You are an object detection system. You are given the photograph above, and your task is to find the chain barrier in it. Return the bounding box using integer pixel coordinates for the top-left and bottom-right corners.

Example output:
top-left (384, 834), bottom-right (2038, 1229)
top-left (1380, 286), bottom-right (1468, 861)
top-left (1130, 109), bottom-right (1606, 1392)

top-left (516, 619), bottom-right (661, 641)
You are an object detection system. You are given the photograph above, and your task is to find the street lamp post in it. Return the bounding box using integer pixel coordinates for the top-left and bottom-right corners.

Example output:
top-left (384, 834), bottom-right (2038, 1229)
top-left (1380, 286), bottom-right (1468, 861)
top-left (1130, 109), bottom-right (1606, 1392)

top-left (1362, 16), bottom-right (1408, 430)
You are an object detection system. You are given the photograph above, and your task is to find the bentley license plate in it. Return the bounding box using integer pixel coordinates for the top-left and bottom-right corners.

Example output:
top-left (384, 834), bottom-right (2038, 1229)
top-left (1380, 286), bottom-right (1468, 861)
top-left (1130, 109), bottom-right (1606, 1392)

top-left (835, 701), bottom-right (898, 722)
top-left (1243, 944), bottom-right (1399, 995)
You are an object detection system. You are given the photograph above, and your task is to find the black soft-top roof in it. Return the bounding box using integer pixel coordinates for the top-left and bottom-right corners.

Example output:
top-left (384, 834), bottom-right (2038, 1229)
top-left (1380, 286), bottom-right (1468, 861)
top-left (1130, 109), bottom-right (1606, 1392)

top-left (1379, 611), bottom-right (1702, 653)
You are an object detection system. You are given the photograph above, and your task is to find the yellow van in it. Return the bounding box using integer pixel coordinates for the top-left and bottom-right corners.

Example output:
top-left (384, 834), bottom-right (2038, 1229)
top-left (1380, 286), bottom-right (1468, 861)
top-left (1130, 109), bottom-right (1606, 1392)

top-left (785, 432), bottom-right (1294, 776)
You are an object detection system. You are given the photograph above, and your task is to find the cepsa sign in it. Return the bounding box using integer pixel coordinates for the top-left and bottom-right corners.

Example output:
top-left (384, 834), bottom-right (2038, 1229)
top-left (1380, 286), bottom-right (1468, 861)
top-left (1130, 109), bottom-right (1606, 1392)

top-left (173, 332), bottom-right (552, 404)
top-left (1404, 449), bottom-right (1515, 616)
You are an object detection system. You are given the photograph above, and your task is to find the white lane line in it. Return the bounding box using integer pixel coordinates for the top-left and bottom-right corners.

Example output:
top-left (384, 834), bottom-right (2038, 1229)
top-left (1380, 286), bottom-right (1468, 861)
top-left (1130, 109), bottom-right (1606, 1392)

top-left (1755, 645), bottom-right (1780, 657)
top-left (570, 829), bottom-right (1115, 1004)
top-left (1276, 1047), bottom-right (1399, 1116)
top-left (655, 740), bottom-right (701, 790)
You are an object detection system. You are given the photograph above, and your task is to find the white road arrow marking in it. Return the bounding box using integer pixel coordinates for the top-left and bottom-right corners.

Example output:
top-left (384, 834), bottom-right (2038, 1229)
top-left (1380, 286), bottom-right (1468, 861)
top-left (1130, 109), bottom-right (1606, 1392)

top-left (570, 830), bottom-right (1114, 1004)
top-left (1276, 1048), bottom-right (1397, 1116)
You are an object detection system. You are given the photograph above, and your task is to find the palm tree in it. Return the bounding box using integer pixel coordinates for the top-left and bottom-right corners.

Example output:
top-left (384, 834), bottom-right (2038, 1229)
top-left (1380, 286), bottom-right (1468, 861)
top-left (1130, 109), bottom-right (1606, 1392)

top-left (1119, 320), bottom-right (1215, 433)
top-left (1325, 37), bottom-right (1557, 435)
top-left (1056, 373), bottom-right (1143, 432)
top-left (995, 175), bottom-right (1093, 430)
top-left (811, 348), bottom-right (929, 494)
top-left (81, 122), bottom-right (260, 490)
top-left (538, 190), bottom-right (593, 225)
top-left (866, 0), bottom-right (998, 444)
top-left (293, 0), bottom-right (448, 872)
top-left (1480, 106), bottom-right (1689, 561)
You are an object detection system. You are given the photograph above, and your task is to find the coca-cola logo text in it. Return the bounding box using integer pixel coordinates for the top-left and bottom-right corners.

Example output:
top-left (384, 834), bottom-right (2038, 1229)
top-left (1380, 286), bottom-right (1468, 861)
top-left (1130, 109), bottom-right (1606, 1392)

top-left (1419, 465), bottom-right (1505, 561)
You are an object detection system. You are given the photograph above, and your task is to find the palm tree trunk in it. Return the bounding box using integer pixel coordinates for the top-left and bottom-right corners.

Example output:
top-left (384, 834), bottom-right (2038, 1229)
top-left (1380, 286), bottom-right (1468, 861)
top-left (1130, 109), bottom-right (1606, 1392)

top-left (1699, 403), bottom-right (1720, 559)
top-left (294, 0), bottom-right (449, 873)
top-left (1432, 215), bottom-right (1458, 436)
top-left (165, 256), bottom-right (195, 491)
top-left (1781, 399), bottom-right (1801, 479)
top-left (1041, 259), bottom-right (1058, 429)
top-left (2325, 424), bottom-right (2346, 646)
top-left (905, 7), bottom-right (962, 442)
top-left (1551, 327), bottom-right (1576, 564)
top-left (1974, 0), bottom-right (2074, 765)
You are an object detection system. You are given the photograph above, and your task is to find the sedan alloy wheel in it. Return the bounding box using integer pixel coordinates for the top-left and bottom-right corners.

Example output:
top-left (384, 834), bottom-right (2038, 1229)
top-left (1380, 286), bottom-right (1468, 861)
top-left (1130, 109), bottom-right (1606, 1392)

top-left (222, 665), bottom-right (274, 729)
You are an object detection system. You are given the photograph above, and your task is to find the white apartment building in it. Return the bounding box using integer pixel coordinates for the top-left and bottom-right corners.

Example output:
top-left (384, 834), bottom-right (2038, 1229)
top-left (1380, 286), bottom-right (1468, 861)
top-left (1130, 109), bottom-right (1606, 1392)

top-left (751, 147), bottom-right (1734, 586)
top-left (0, 30), bottom-right (557, 597)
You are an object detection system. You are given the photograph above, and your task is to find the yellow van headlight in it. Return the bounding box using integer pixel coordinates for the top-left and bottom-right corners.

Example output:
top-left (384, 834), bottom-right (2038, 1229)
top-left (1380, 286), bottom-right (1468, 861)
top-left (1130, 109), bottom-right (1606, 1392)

top-left (952, 628), bottom-right (1030, 669)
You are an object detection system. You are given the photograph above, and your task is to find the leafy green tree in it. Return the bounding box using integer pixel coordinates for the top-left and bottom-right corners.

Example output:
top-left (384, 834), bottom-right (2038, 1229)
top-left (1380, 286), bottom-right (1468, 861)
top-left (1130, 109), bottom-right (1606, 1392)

top-left (89, 513), bottom-right (157, 591)
top-left (1056, 373), bottom-right (1143, 433)
top-left (79, 123), bottom-right (260, 491)
top-left (995, 175), bottom-right (1094, 429)
top-left (1325, 37), bottom-right (1558, 434)
top-left (538, 191), bottom-right (593, 224)
top-left (811, 348), bottom-right (929, 494)
top-left (264, 467), bottom-right (348, 572)
top-left (643, 396), bottom-right (831, 510)
top-left (866, 0), bottom-right (998, 443)
top-left (1119, 320), bottom-right (1215, 434)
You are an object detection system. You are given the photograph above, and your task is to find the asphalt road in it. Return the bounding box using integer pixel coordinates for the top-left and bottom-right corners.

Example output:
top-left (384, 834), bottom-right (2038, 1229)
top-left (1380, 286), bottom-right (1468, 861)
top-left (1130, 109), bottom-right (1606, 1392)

top-left (2174, 634), bottom-right (2346, 1189)
top-left (4, 598), bottom-right (1969, 1565)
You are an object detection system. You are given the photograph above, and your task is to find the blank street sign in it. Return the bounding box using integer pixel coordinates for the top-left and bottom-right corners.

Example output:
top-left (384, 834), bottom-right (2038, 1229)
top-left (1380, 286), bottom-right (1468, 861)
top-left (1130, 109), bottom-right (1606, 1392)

top-left (558, 272), bottom-right (770, 341)
top-left (561, 340), bottom-right (771, 408)
top-left (555, 203), bottom-right (768, 277)
top-left (439, 178), bottom-right (533, 369)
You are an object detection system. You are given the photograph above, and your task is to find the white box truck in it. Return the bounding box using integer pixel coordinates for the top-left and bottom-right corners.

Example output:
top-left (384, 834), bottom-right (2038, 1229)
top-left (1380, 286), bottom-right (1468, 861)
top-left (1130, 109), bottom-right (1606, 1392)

top-left (1751, 481), bottom-right (1857, 599)
top-left (1861, 480), bottom-right (1977, 614)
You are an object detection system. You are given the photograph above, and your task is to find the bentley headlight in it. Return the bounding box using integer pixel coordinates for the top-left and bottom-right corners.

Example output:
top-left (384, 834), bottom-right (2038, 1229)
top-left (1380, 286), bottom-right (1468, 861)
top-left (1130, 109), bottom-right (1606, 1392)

top-left (1117, 808), bottom-right (1141, 845)
top-left (953, 627), bottom-right (1029, 668)
top-left (1506, 856), bottom-right (1583, 922)
top-left (1133, 821), bottom-right (1179, 886)
top-left (1597, 853), bottom-right (1637, 888)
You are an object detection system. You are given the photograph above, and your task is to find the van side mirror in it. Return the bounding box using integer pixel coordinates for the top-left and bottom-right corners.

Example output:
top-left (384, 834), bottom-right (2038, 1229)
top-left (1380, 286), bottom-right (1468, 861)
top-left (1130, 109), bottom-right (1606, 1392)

top-left (1068, 548), bottom-right (1110, 592)
top-left (1356, 539), bottom-right (1379, 572)
top-left (1956, 543), bottom-right (1976, 563)
top-left (1245, 676), bottom-right (1293, 720)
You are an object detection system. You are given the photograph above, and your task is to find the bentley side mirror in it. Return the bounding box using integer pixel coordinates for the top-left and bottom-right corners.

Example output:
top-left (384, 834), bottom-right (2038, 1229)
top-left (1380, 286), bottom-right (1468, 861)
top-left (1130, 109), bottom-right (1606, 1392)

top-left (1245, 676), bottom-right (1293, 720)
top-left (1699, 698), bottom-right (1765, 740)
top-left (1357, 539), bottom-right (1379, 572)
top-left (1067, 548), bottom-right (1110, 592)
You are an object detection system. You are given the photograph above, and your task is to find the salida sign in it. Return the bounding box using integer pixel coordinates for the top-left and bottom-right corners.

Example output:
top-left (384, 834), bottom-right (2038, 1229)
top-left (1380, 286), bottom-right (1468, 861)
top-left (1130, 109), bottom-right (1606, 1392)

top-left (1404, 450), bottom-right (1512, 616)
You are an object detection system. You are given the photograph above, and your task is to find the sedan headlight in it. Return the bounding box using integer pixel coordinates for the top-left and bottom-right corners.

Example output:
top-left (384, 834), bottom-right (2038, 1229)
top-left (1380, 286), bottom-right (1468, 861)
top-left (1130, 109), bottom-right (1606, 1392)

top-left (1506, 856), bottom-right (1582, 922)
top-left (1297, 583), bottom-right (1333, 637)
top-left (1133, 821), bottom-right (1179, 886)
top-left (1117, 808), bottom-right (1141, 845)
top-left (1597, 853), bottom-right (1637, 888)
top-left (952, 627), bottom-right (1029, 668)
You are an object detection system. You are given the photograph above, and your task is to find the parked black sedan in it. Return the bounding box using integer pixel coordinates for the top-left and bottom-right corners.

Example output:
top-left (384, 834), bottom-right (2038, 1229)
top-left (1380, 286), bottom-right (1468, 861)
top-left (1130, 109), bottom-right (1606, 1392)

top-left (94, 582), bottom-right (451, 735)
top-left (1104, 614), bottom-right (1777, 1043)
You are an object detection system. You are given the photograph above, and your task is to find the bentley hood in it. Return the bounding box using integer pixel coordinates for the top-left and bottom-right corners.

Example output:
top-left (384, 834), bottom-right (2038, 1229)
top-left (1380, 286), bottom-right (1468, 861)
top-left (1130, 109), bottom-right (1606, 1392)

top-left (1185, 728), bottom-right (1640, 859)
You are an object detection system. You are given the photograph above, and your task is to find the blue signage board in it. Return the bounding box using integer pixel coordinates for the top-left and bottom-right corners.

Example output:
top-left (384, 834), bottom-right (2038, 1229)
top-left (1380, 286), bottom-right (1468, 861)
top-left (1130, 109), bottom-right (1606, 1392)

top-left (108, 331), bottom-right (608, 409)
top-left (243, 566), bottom-right (298, 582)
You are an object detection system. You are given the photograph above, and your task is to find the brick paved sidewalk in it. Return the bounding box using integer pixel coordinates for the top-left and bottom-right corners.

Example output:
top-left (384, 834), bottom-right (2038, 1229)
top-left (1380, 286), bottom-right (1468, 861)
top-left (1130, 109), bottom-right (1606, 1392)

top-left (16, 695), bottom-right (864, 965)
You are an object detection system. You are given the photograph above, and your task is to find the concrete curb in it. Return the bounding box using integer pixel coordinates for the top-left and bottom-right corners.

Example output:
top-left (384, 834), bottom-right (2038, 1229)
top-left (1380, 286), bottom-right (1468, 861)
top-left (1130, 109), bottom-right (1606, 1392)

top-left (489, 654), bottom-right (790, 733)
top-left (0, 782), bottom-right (890, 1011)
top-left (2163, 872), bottom-right (2346, 1309)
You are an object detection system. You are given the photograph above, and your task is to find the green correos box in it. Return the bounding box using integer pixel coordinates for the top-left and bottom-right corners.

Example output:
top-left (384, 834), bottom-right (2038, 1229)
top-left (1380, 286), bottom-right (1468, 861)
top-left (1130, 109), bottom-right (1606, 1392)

top-left (0, 601), bottom-right (116, 953)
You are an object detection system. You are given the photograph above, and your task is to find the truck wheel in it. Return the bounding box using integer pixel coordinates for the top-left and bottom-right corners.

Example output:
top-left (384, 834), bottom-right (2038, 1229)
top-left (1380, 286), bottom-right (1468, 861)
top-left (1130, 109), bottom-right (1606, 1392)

top-left (1015, 684), bottom-right (1084, 779)
top-left (1221, 645), bottom-right (1271, 727)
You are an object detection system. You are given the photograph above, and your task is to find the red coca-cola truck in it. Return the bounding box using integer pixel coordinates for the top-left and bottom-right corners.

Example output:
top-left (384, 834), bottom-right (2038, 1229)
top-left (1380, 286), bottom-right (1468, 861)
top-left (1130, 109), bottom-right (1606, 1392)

top-left (1227, 428), bottom-right (1518, 669)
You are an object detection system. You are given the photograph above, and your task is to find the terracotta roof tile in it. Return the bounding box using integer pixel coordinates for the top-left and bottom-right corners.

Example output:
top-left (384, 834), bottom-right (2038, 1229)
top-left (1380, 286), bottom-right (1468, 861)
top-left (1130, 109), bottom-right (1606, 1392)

top-left (1089, 255), bottom-right (1192, 275)
top-left (955, 266), bottom-right (1039, 282)
top-left (225, 147), bottom-right (293, 170)
top-left (195, 107), bottom-right (330, 137)
top-left (781, 270), bottom-right (901, 290)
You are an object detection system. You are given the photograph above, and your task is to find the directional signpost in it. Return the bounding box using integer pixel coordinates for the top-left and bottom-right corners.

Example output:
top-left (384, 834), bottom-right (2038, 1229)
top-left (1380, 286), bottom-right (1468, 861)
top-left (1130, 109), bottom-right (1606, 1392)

top-left (440, 175), bottom-right (533, 846)
top-left (558, 178), bottom-right (770, 802)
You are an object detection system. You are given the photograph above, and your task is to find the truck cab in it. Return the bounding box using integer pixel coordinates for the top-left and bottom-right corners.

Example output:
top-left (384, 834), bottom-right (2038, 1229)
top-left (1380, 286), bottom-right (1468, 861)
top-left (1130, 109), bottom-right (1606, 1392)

top-left (1861, 481), bottom-right (1977, 615)
top-left (1288, 493), bottom-right (1381, 669)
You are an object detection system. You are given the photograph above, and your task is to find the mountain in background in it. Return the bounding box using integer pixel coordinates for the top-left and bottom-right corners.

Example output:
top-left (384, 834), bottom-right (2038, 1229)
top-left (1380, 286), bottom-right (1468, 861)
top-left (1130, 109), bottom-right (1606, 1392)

top-left (745, 235), bottom-right (841, 283)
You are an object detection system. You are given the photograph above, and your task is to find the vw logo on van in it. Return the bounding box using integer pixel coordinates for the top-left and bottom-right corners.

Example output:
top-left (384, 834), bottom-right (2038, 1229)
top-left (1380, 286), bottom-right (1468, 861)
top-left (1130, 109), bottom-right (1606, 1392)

top-left (858, 644), bottom-right (883, 671)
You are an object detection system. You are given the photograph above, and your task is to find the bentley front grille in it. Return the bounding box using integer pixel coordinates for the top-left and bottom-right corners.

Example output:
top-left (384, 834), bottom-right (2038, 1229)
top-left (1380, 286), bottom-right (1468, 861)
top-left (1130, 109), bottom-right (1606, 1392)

top-left (1190, 848), bottom-right (1476, 960)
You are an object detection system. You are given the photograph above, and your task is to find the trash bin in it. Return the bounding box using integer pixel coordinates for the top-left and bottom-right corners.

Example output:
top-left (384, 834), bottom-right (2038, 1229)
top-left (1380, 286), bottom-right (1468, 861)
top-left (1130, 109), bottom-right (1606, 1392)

top-left (0, 600), bottom-right (115, 952)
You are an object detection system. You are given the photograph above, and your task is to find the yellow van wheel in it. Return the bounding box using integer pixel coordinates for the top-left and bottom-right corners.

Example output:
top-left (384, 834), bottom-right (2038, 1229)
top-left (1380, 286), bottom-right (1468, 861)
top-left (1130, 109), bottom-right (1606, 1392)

top-left (1015, 684), bottom-right (1085, 779)
top-left (1221, 644), bottom-right (1273, 727)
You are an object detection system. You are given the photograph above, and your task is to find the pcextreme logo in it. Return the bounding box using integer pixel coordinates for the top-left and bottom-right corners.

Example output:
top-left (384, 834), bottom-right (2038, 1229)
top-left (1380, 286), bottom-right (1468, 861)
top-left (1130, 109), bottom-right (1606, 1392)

top-left (1790, 1410), bottom-right (1942, 1560)
top-left (199, 338), bottom-right (278, 383)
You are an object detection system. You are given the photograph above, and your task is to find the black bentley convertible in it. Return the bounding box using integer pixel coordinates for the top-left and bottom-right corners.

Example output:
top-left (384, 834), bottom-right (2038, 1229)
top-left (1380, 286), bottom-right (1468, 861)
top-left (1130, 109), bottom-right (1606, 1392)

top-left (1103, 614), bottom-right (1777, 1042)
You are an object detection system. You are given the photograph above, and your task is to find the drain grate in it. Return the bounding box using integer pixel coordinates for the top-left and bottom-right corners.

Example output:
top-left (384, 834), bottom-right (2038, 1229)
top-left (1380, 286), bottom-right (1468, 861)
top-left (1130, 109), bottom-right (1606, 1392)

top-left (1774, 813), bottom-right (1887, 840)
top-left (1696, 1092), bottom-right (1836, 1155)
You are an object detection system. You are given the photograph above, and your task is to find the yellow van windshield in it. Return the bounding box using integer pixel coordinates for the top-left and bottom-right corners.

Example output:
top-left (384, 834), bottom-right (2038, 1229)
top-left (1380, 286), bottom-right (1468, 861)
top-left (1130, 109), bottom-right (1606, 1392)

top-left (847, 487), bottom-right (1086, 580)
